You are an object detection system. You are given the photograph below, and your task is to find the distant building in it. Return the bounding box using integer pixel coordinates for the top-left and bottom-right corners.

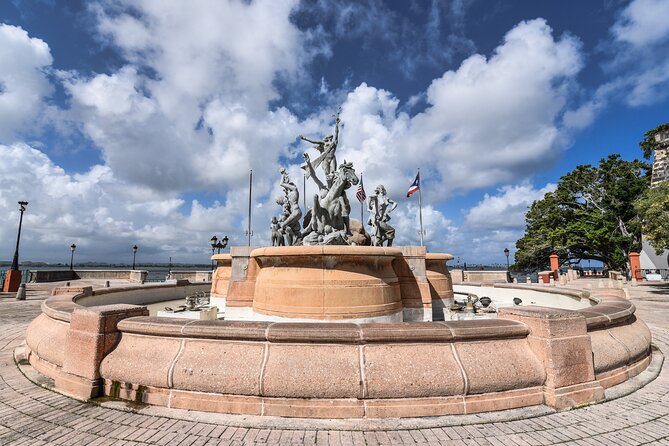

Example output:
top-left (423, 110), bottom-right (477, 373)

top-left (640, 129), bottom-right (669, 273)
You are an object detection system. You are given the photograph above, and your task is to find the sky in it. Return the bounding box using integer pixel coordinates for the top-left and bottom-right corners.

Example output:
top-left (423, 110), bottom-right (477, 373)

top-left (0, 0), bottom-right (668, 266)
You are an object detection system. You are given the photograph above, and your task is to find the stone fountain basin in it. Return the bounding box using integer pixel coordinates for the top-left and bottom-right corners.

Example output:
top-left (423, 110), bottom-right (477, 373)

top-left (251, 245), bottom-right (403, 322)
top-left (24, 282), bottom-right (652, 419)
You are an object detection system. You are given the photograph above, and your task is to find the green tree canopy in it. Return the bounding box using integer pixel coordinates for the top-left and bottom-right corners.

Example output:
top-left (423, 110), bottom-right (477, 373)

top-left (639, 122), bottom-right (669, 159)
top-left (515, 154), bottom-right (651, 271)
top-left (635, 181), bottom-right (669, 254)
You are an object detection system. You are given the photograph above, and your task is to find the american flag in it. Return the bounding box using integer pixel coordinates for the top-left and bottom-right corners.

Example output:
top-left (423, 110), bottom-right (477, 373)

top-left (356, 174), bottom-right (367, 203)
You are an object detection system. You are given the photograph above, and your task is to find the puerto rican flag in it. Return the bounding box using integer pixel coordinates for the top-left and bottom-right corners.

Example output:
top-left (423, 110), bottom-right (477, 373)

top-left (406, 172), bottom-right (420, 197)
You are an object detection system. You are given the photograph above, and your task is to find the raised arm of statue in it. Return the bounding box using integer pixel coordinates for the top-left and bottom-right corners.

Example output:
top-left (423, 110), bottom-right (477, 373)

top-left (333, 114), bottom-right (340, 146)
top-left (300, 135), bottom-right (322, 145)
top-left (388, 198), bottom-right (398, 214)
top-left (303, 153), bottom-right (326, 191)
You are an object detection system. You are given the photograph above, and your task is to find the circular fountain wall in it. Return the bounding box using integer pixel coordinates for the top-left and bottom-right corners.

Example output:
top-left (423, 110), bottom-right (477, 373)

top-left (23, 248), bottom-right (653, 419)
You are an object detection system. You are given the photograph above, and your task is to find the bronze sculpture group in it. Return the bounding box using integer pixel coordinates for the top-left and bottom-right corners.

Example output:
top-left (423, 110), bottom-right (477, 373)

top-left (271, 110), bottom-right (396, 246)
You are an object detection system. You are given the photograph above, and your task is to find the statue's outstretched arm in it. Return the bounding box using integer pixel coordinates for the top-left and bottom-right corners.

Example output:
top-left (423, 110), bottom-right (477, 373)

top-left (333, 116), bottom-right (340, 145)
top-left (303, 153), bottom-right (326, 191)
top-left (300, 135), bottom-right (321, 145)
top-left (388, 198), bottom-right (398, 213)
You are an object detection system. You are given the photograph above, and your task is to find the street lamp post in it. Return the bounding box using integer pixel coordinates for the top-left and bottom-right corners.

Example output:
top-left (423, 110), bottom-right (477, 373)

top-left (210, 236), bottom-right (218, 270)
top-left (69, 244), bottom-right (76, 270)
top-left (216, 236), bottom-right (229, 254)
top-left (132, 245), bottom-right (138, 270)
top-left (210, 235), bottom-right (229, 270)
top-left (10, 201), bottom-right (28, 271)
top-left (3, 201), bottom-right (28, 293)
top-left (504, 247), bottom-right (510, 271)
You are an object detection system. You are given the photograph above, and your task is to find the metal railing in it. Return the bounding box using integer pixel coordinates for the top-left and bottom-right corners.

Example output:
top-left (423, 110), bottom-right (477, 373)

top-left (635, 269), bottom-right (669, 280)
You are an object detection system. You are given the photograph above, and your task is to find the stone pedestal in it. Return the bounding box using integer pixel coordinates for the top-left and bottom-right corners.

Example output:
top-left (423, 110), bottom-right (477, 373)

top-left (499, 306), bottom-right (604, 410)
top-left (629, 252), bottom-right (643, 280)
top-left (58, 305), bottom-right (148, 400)
top-left (3, 269), bottom-right (21, 293)
top-left (224, 247), bottom-right (259, 320)
top-left (395, 247), bottom-right (432, 321)
top-left (210, 254), bottom-right (232, 311)
top-left (549, 254), bottom-right (559, 278)
top-left (426, 253), bottom-right (454, 321)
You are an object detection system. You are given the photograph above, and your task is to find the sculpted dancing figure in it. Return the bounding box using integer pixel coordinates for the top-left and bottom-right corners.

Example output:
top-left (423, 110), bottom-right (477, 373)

top-left (368, 185), bottom-right (397, 246)
top-left (299, 109), bottom-right (340, 186)
top-left (270, 216), bottom-right (283, 246)
top-left (279, 168), bottom-right (302, 232)
top-left (302, 152), bottom-right (355, 238)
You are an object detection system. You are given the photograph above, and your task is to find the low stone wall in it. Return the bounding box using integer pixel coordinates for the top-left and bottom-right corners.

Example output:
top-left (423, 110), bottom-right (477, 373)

top-left (169, 271), bottom-right (212, 282)
top-left (29, 269), bottom-right (148, 283)
top-left (100, 317), bottom-right (544, 418)
top-left (23, 282), bottom-right (652, 418)
top-left (450, 269), bottom-right (510, 284)
top-left (464, 270), bottom-right (510, 283)
top-left (28, 270), bottom-right (77, 283)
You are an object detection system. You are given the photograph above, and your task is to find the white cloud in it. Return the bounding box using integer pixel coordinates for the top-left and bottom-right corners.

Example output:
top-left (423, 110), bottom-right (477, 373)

top-left (611, 0), bottom-right (669, 47)
top-left (0, 14), bottom-right (589, 264)
top-left (63, 0), bottom-right (311, 195)
top-left (603, 0), bottom-right (669, 107)
top-left (336, 19), bottom-right (581, 200)
top-left (0, 143), bottom-right (252, 263)
top-left (0, 24), bottom-right (53, 142)
top-left (465, 182), bottom-right (556, 229)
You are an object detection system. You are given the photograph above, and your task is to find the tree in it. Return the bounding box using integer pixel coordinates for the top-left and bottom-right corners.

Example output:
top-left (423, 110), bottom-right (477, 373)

top-left (635, 181), bottom-right (669, 254)
top-left (515, 155), bottom-right (651, 272)
top-left (639, 122), bottom-right (669, 159)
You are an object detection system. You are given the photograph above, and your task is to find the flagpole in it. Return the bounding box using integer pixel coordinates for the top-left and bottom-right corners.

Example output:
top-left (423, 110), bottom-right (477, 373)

top-left (247, 169), bottom-right (253, 247)
top-left (303, 174), bottom-right (306, 211)
top-left (418, 168), bottom-right (424, 247)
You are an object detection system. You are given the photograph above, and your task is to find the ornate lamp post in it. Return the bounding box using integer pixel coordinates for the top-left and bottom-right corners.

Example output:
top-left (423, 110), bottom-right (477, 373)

top-left (210, 235), bottom-right (229, 270)
top-left (210, 236), bottom-right (218, 270)
top-left (504, 248), bottom-right (510, 271)
top-left (132, 245), bottom-right (138, 270)
top-left (215, 236), bottom-right (229, 254)
top-left (3, 201), bottom-right (28, 293)
top-left (69, 244), bottom-right (76, 270)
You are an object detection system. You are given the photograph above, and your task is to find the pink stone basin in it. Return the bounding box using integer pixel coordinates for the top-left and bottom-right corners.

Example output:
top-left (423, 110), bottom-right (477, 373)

top-left (23, 280), bottom-right (653, 419)
top-left (251, 246), bottom-right (403, 320)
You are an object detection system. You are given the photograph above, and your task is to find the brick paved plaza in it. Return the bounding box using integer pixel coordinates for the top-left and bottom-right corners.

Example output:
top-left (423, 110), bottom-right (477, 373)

top-left (1, 280), bottom-right (669, 445)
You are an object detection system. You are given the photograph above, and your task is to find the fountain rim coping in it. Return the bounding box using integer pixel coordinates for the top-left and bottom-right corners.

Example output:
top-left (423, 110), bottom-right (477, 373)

top-left (426, 253), bottom-right (455, 261)
top-left (250, 245), bottom-right (404, 257)
top-left (40, 282), bottom-right (635, 334)
top-left (211, 253), bottom-right (232, 261)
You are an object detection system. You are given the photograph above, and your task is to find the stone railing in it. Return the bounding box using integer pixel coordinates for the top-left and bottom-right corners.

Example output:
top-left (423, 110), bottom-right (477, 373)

top-left (24, 282), bottom-right (651, 419)
top-left (29, 269), bottom-right (148, 283)
top-left (168, 271), bottom-right (212, 283)
top-left (450, 269), bottom-right (510, 284)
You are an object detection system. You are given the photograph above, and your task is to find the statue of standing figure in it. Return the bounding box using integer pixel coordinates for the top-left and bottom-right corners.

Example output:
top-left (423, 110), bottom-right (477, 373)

top-left (270, 216), bottom-right (283, 246)
top-left (273, 168), bottom-right (302, 246)
top-left (368, 185), bottom-right (397, 246)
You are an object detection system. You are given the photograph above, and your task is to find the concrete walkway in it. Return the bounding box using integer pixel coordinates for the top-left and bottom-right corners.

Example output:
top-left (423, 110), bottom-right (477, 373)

top-left (1, 281), bottom-right (669, 445)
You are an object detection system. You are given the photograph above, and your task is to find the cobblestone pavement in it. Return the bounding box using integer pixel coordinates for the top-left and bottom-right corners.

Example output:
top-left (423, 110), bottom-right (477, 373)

top-left (1, 282), bottom-right (669, 445)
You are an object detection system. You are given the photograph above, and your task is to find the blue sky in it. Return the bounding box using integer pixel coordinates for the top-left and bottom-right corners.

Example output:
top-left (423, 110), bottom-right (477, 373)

top-left (0, 0), bottom-right (668, 265)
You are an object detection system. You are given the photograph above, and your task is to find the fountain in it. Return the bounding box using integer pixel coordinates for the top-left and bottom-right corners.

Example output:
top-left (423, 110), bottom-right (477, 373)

top-left (22, 112), bottom-right (654, 419)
